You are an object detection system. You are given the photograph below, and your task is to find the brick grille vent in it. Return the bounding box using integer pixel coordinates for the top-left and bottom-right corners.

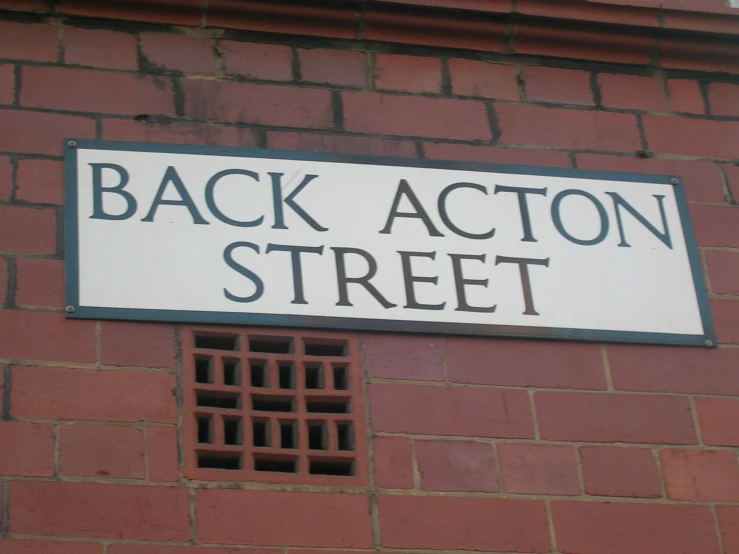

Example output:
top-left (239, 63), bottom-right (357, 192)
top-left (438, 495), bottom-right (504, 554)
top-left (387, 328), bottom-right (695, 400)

top-left (183, 327), bottom-right (367, 485)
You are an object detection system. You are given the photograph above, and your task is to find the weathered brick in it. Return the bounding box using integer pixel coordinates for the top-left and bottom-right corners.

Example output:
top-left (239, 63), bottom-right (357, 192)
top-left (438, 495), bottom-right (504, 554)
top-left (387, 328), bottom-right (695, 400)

top-left (59, 0), bottom-right (202, 26)
top-left (267, 131), bottom-right (417, 157)
top-left (416, 440), bottom-right (498, 492)
top-left (109, 547), bottom-right (273, 554)
top-left (221, 41), bottom-right (293, 81)
top-left (0, 63), bottom-right (14, 105)
top-left (373, 436), bottom-right (413, 489)
top-left (9, 481), bottom-right (190, 541)
top-left (498, 104), bottom-right (641, 151)
top-left (370, 384), bottom-right (534, 438)
top-left (102, 120), bottom-right (258, 147)
top-left (553, 502), bottom-right (719, 554)
top-left (691, 205), bottom-right (739, 248)
top-left (15, 258), bottom-right (65, 308)
top-left (712, 299), bottom-right (739, 344)
top-left (0, 155), bottom-right (11, 201)
top-left (378, 495), bottom-right (549, 552)
top-left (100, 321), bottom-right (176, 368)
top-left (718, 506), bottom-right (739, 554)
top-left (0, 540), bottom-right (101, 554)
top-left (598, 73), bottom-right (666, 111)
top-left (0, 110), bottom-right (95, 156)
top-left (661, 449), bottom-right (739, 501)
top-left (723, 163), bottom-right (739, 204)
top-left (16, 159), bottom-right (64, 205)
top-left (141, 32), bottom-right (215, 75)
top-left (343, 92), bottom-right (491, 140)
top-left (536, 391), bottom-right (697, 444)
top-left (424, 142), bottom-right (572, 167)
top-left (0, 421), bottom-right (54, 477)
top-left (668, 79), bottom-right (705, 113)
top-left (0, 312), bottom-right (95, 363)
top-left (183, 80), bottom-right (333, 128)
top-left (363, 334), bottom-right (444, 381)
top-left (643, 115), bottom-right (739, 159)
top-left (705, 250), bottom-right (739, 295)
top-left (448, 59), bottom-right (519, 100)
top-left (0, 256), bottom-right (7, 306)
top-left (446, 338), bottom-right (606, 389)
top-left (709, 82), bottom-right (739, 116)
top-left (580, 446), bottom-right (662, 498)
top-left (576, 154), bottom-right (724, 202)
top-left (696, 397), bottom-right (739, 447)
top-left (375, 54), bottom-right (441, 93)
top-left (610, 344), bottom-right (739, 395)
top-left (0, 206), bottom-right (56, 254)
top-left (197, 489), bottom-right (373, 547)
top-left (60, 424), bottom-right (145, 479)
top-left (0, 21), bottom-right (58, 62)
top-left (64, 27), bottom-right (138, 70)
top-left (147, 426), bottom-right (179, 482)
top-left (299, 48), bottom-right (366, 87)
top-left (12, 366), bottom-right (177, 423)
top-left (524, 66), bottom-right (593, 105)
top-left (498, 443), bottom-right (579, 495)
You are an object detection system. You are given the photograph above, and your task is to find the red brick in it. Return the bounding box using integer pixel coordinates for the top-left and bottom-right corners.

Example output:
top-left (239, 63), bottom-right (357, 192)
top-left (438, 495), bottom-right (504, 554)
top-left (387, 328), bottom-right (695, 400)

top-left (712, 299), bottom-right (739, 344)
top-left (0, 21), bottom-right (58, 62)
top-left (101, 321), bottom-right (176, 368)
top-left (141, 33), bottom-right (215, 75)
top-left (267, 131), bottom-right (417, 157)
top-left (370, 384), bottom-right (533, 438)
top-left (102, 119), bottom-right (258, 147)
top-left (59, 0), bottom-right (202, 26)
top-left (183, 80), bottom-right (333, 128)
top-left (0, 63), bottom-right (14, 105)
top-left (0, 256), bottom-right (7, 305)
top-left (378, 495), bottom-right (549, 552)
top-left (379, 0), bottom-right (511, 11)
top-left (424, 142), bottom-right (572, 167)
top-left (15, 258), bottom-right (65, 308)
top-left (12, 366), bottom-right (177, 423)
top-left (9, 481), bottom-right (189, 541)
top-left (696, 397), bottom-right (739, 447)
top-left (598, 73), bottom-right (665, 112)
top-left (710, 82), bottom-right (739, 117)
top-left (0, 156), bottom-right (11, 201)
top-left (299, 48), bottom-right (366, 87)
top-left (0, 540), bottom-right (101, 554)
top-left (661, 449), bottom-right (739, 501)
top-left (375, 54), bottom-right (441, 93)
top-left (0, 110), bottom-right (95, 156)
top-left (536, 391), bottom-right (697, 444)
top-left (577, 154), bottom-right (724, 202)
top-left (498, 104), bottom-right (641, 151)
top-left (518, 0), bottom-right (659, 26)
top-left (22, 67), bottom-right (175, 116)
top-left (610, 345), bottom-right (739, 395)
top-left (363, 334), bottom-right (444, 381)
top-left (221, 41), bottom-right (293, 81)
top-left (0, 312), bottom-right (95, 363)
top-left (498, 443), bottom-right (578, 495)
top-left (448, 59), bottom-right (519, 99)
top-left (343, 92), bottom-right (490, 140)
top-left (64, 27), bottom-right (138, 70)
top-left (16, 159), bottom-right (64, 205)
top-left (691, 205), bottom-right (739, 248)
top-left (416, 440), bottom-right (498, 492)
top-left (524, 66), bottom-right (593, 105)
top-left (110, 547), bottom-right (272, 554)
top-left (724, 163), bottom-right (739, 204)
top-left (643, 115), bottom-right (739, 159)
top-left (60, 424), bottom-right (145, 479)
top-left (0, 206), bottom-right (56, 254)
top-left (705, 250), bottom-right (739, 295)
top-left (373, 436), bottom-right (413, 489)
top-left (668, 79), bottom-right (705, 114)
top-left (0, 422), bottom-right (54, 477)
top-left (446, 338), bottom-right (605, 389)
top-left (580, 446), bottom-right (662, 498)
top-left (553, 502), bottom-right (719, 554)
top-left (718, 506), bottom-right (739, 554)
top-left (662, 38), bottom-right (739, 74)
top-left (0, 0), bottom-right (47, 11)
top-left (197, 489), bottom-right (373, 547)
top-left (147, 426), bottom-right (179, 482)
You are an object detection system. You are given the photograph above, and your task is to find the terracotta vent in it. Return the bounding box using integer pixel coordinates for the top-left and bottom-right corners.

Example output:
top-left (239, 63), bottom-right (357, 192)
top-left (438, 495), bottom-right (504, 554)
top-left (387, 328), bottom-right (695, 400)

top-left (182, 327), bottom-right (367, 485)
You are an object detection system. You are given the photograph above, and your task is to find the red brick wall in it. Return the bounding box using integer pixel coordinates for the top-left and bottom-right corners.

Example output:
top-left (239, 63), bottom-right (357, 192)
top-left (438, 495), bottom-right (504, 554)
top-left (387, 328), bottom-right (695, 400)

top-left (1, 6), bottom-right (739, 554)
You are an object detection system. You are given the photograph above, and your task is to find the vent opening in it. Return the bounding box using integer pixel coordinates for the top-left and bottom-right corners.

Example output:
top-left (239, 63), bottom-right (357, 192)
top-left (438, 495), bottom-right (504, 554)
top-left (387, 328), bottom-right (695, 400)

top-left (250, 336), bottom-right (292, 354)
top-left (223, 359), bottom-right (241, 386)
top-left (197, 415), bottom-right (213, 444)
top-left (309, 459), bottom-right (354, 476)
top-left (224, 418), bottom-right (242, 446)
top-left (308, 421), bottom-right (328, 450)
top-left (304, 338), bottom-right (347, 357)
top-left (198, 452), bottom-right (242, 470)
top-left (337, 422), bottom-right (354, 451)
top-left (195, 333), bottom-right (238, 351)
top-left (305, 364), bottom-right (324, 390)
top-left (279, 364), bottom-right (295, 389)
top-left (196, 391), bottom-right (241, 410)
top-left (333, 366), bottom-right (349, 390)
top-left (306, 399), bottom-right (350, 414)
top-left (255, 456), bottom-right (298, 473)
top-left (250, 361), bottom-right (268, 388)
top-left (252, 395), bottom-right (295, 413)
top-left (280, 421), bottom-right (297, 449)
top-left (252, 419), bottom-right (270, 447)
top-left (195, 356), bottom-right (213, 383)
